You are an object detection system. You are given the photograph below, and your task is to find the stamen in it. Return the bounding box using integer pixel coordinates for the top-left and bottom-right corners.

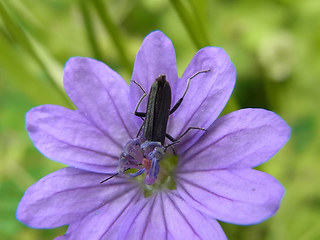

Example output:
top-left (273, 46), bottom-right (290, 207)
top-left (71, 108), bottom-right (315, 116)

top-left (129, 169), bottom-right (145, 178)
top-left (149, 158), bottom-right (160, 179)
top-left (123, 138), bottom-right (144, 161)
top-left (148, 146), bottom-right (165, 160)
top-left (117, 138), bottom-right (166, 185)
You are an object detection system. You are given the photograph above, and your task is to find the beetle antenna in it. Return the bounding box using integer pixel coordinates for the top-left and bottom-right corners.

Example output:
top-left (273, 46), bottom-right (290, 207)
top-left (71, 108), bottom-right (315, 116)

top-left (100, 168), bottom-right (131, 184)
top-left (100, 173), bottom-right (119, 183)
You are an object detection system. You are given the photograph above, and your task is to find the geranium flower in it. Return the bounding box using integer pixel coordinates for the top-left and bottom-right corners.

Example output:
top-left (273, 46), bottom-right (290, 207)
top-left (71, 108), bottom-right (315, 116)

top-left (17, 31), bottom-right (290, 239)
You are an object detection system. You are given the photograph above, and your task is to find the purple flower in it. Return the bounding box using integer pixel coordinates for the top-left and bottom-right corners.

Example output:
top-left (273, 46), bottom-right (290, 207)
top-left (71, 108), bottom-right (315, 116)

top-left (17, 31), bottom-right (290, 240)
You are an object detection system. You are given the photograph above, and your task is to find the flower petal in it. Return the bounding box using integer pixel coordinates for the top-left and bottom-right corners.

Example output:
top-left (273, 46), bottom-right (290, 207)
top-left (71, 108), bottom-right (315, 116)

top-left (168, 47), bottom-right (236, 153)
top-left (177, 108), bottom-right (291, 171)
top-left (17, 167), bottom-right (141, 228)
top-left (130, 31), bottom-right (178, 125)
top-left (26, 105), bottom-right (120, 173)
top-left (118, 191), bottom-right (227, 240)
top-left (64, 57), bottom-right (137, 145)
top-left (176, 169), bottom-right (284, 225)
top-left (55, 222), bottom-right (81, 240)
top-left (60, 186), bottom-right (143, 240)
top-left (54, 237), bottom-right (67, 240)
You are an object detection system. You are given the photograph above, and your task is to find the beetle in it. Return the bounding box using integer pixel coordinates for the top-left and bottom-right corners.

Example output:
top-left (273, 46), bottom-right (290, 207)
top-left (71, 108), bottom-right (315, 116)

top-left (132, 70), bottom-right (210, 146)
top-left (100, 70), bottom-right (209, 184)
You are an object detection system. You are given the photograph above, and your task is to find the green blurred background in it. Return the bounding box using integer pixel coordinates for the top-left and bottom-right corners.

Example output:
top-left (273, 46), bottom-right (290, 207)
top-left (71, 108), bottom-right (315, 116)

top-left (0, 0), bottom-right (319, 239)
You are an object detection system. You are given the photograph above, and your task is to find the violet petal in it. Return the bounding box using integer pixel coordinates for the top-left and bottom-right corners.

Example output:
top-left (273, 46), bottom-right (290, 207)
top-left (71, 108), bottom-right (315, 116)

top-left (176, 169), bottom-right (284, 225)
top-left (59, 187), bottom-right (143, 240)
top-left (17, 167), bottom-right (140, 228)
top-left (168, 47), bottom-right (236, 153)
top-left (64, 57), bottom-right (137, 145)
top-left (54, 237), bottom-right (67, 240)
top-left (56, 221), bottom-right (81, 240)
top-left (177, 108), bottom-right (291, 171)
top-left (130, 31), bottom-right (178, 126)
top-left (118, 191), bottom-right (227, 240)
top-left (26, 105), bottom-right (120, 173)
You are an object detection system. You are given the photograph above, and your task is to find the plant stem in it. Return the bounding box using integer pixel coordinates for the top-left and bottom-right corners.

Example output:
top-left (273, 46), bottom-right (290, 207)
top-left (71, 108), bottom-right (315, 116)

top-left (169, 0), bottom-right (203, 49)
top-left (0, 2), bottom-right (72, 107)
top-left (79, 0), bottom-right (104, 61)
top-left (91, 0), bottom-right (132, 73)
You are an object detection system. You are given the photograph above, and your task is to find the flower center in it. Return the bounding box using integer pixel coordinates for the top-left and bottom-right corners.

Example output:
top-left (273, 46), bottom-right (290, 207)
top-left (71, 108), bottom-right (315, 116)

top-left (118, 137), bottom-right (178, 196)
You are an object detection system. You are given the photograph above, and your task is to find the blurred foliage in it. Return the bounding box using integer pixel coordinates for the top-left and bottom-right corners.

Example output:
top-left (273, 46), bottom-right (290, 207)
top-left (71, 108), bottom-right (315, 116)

top-left (0, 0), bottom-right (319, 239)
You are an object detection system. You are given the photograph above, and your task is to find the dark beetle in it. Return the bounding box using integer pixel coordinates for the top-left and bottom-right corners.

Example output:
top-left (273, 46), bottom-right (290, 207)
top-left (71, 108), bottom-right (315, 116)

top-left (133, 70), bottom-right (210, 146)
top-left (100, 70), bottom-right (209, 183)
top-left (134, 75), bottom-right (171, 145)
